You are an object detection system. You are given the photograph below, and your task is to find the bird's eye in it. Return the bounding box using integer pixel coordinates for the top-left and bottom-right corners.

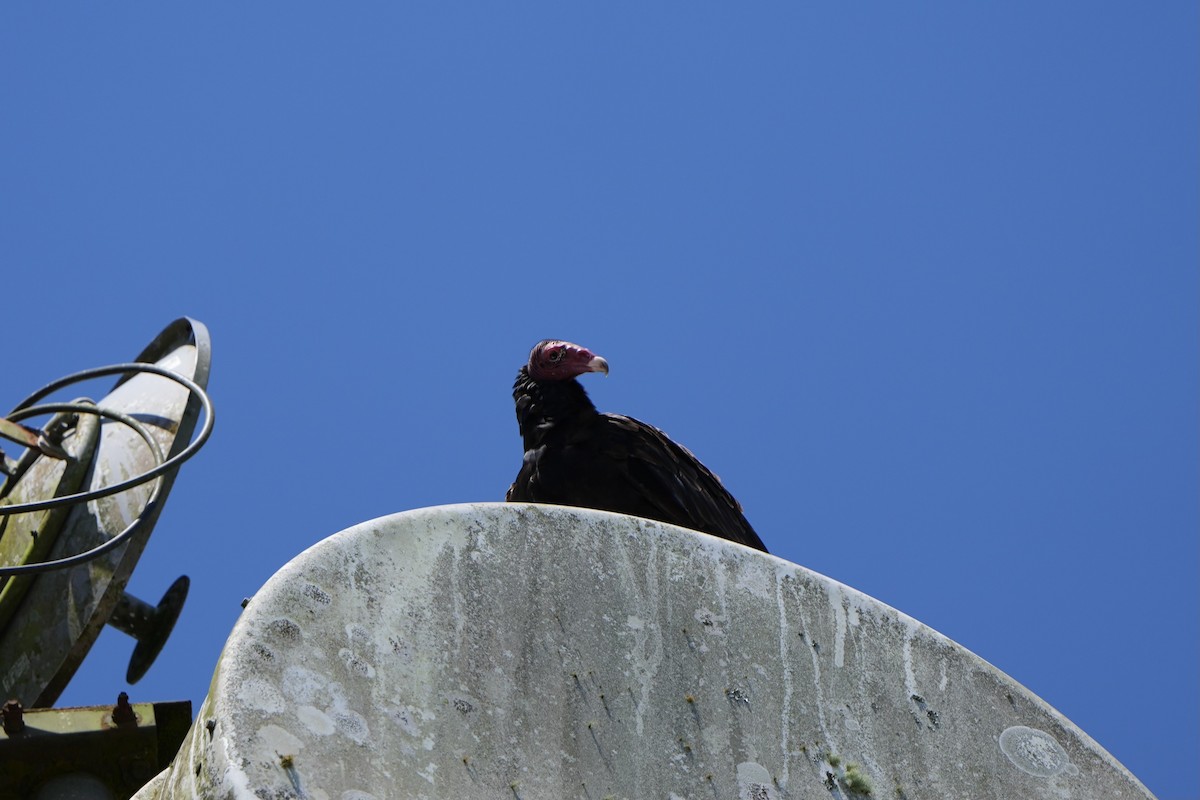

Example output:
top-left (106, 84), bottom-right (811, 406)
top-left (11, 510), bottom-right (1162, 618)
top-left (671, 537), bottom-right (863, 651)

top-left (548, 348), bottom-right (565, 363)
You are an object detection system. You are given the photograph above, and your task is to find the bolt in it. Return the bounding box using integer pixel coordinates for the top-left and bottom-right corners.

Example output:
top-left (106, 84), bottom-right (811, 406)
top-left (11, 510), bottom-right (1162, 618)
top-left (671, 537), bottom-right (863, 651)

top-left (112, 692), bottom-right (137, 727)
top-left (1, 699), bottom-right (24, 735)
top-left (36, 413), bottom-right (77, 460)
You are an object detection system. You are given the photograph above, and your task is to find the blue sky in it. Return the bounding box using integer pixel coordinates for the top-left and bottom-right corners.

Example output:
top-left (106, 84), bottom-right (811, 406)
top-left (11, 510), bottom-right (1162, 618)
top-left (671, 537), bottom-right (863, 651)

top-left (2, 4), bottom-right (1196, 797)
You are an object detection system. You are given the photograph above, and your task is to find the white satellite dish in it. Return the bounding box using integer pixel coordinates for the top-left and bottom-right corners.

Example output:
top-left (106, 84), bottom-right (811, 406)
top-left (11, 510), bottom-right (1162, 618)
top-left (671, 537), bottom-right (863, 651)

top-left (0, 318), bottom-right (213, 706)
top-left (135, 503), bottom-right (1153, 800)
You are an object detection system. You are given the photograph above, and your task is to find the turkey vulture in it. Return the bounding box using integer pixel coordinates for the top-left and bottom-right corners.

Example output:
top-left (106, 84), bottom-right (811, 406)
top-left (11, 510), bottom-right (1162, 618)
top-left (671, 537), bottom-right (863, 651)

top-left (506, 340), bottom-right (767, 552)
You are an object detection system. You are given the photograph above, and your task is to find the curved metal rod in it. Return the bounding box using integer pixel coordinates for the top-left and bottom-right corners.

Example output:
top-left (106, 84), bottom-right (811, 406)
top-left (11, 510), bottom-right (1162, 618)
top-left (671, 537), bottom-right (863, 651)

top-left (0, 402), bottom-right (165, 516)
top-left (0, 403), bottom-right (166, 576)
top-left (1, 363), bottom-right (214, 516)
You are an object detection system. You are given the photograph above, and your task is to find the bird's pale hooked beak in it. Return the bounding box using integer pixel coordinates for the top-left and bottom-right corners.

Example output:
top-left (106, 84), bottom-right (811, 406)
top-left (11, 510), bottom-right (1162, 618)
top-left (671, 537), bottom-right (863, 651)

top-left (587, 355), bottom-right (610, 376)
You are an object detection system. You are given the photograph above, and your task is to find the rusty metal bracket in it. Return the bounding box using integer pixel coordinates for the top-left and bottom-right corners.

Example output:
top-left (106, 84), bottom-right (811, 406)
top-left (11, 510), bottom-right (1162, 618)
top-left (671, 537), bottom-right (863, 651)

top-left (0, 416), bottom-right (71, 469)
top-left (0, 696), bottom-right (193, 798)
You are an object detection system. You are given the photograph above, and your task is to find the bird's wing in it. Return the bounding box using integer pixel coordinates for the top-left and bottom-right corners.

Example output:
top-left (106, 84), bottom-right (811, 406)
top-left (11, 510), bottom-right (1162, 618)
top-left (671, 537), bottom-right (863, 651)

top-left (593, 414), bottom-right (767, 552)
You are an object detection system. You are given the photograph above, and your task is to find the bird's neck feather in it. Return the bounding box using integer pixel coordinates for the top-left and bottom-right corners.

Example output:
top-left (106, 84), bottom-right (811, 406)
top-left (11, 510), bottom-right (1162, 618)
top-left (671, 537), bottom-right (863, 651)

top-left (514, 367), bottom-right (597, 447)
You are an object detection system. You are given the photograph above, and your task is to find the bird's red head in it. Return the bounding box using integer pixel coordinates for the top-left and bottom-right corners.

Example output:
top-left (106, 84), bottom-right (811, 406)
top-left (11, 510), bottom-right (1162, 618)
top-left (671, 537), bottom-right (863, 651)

top-left (527, 340), bottom-right (610, 381)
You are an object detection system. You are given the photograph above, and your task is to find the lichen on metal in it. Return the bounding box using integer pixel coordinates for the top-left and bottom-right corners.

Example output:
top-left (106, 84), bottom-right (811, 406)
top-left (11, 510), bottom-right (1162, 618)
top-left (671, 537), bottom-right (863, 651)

top-left (0, 408), bottom-right (99, 632)
top-left (135, 503), bottom-right (1155, 799)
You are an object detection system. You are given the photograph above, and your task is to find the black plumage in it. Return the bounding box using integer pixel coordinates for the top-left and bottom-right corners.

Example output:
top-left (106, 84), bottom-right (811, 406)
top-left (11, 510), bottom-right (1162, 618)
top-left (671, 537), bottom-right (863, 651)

top-left (506, 340), bottom-right (767, 552)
